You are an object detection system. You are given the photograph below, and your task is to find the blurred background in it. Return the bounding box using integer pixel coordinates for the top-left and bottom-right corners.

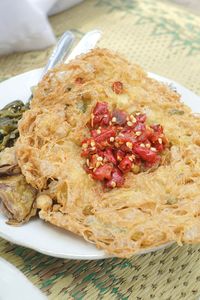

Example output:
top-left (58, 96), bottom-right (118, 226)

top-left (168, 0), bottom-right (200, 12)
top-left (0, 0), bottom-right (199, 95)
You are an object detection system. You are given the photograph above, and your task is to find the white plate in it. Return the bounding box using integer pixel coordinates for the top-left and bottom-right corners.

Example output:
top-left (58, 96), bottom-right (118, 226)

top-left (0, 258), bottom-right (46, 300)
top-left (0, 69), bottom-right (199, 260)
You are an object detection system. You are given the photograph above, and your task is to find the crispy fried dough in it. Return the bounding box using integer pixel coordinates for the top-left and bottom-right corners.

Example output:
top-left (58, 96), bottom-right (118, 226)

top-left (16, 49), bottom-right (200, 257)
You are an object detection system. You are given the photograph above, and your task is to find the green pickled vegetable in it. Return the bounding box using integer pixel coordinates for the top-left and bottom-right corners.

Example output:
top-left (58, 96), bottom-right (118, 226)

top-left (0, 100), bottom-right (29, 152)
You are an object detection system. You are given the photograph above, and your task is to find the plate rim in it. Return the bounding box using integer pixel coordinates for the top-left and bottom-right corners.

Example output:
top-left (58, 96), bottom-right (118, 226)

top-left (0, 217), bottom-right (173, 259)
top-left (0, 218), bottom-right (109, 260)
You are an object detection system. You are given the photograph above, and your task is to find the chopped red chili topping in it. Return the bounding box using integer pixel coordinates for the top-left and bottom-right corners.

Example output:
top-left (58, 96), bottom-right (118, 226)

top-left (81, 102), bottom-right (169, 189)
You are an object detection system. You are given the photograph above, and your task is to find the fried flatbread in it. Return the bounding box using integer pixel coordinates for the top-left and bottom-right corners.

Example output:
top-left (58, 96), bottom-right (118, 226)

top-left (16, 49), bottom-right (200, 257)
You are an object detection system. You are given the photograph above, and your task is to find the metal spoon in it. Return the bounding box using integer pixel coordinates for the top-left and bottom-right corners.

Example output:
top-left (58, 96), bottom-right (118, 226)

top-left (65, 29), bottom-right (102, 63)
top-left (29, 31), bottom-right (75, 100)
top-left (41, 31), bottom-right (74, 79)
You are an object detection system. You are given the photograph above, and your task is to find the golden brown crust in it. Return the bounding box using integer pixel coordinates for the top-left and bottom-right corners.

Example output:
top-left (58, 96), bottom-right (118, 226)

top-left (15, 48), bottom-right (200, 257)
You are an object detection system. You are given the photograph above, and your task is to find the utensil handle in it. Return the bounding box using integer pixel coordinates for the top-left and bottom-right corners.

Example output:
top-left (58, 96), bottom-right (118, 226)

top-left (65, 29), bottom-right (102, 63)
top-left (40, 31), bottom-right (75, 79)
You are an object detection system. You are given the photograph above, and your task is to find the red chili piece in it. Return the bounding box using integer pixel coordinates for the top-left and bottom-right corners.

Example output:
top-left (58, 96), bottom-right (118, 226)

top-left (112, 109), bottom-right (127, 125)
top-left (118, 156), bottom-right (132, 173)
top-left (106, 168), bottom-right (124, 188)
top-left (81, 102), bottom-right (169, 189)
top-left (112, 81), bottom-right (123, 94)
top-left (92, 164), bottom-right (113, 181)
top-left (75, 77), bottom-right (84, 84)
top-left (91, 102), bottom-right (110, 127)
top-left (133, 146), bottom-right (157, 163)
top-left (104, 148), bottom-right (117, 165)
top-left (95, 128), bottom-right (115, 143)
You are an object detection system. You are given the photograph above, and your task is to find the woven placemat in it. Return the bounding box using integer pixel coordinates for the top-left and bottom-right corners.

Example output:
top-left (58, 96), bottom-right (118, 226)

top-left (0, 0), bottom-right (200, 299)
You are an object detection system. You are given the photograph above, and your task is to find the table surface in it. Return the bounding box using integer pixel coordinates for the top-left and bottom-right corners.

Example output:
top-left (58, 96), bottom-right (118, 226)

top-left (0, 0), bottom-right (200, 299)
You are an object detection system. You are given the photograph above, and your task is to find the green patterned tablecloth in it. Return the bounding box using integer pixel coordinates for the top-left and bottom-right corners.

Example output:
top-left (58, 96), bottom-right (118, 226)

top-left (0, 1), bottom-right (200, 299)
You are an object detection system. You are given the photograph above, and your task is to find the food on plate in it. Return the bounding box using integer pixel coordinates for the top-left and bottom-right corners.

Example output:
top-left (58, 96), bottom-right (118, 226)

top-left (0, 147), bottom-right (37, 224)
top-left (1, 48), bottom-right (200, 257)
top-left (0, 100), bottom-right (28, 152)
